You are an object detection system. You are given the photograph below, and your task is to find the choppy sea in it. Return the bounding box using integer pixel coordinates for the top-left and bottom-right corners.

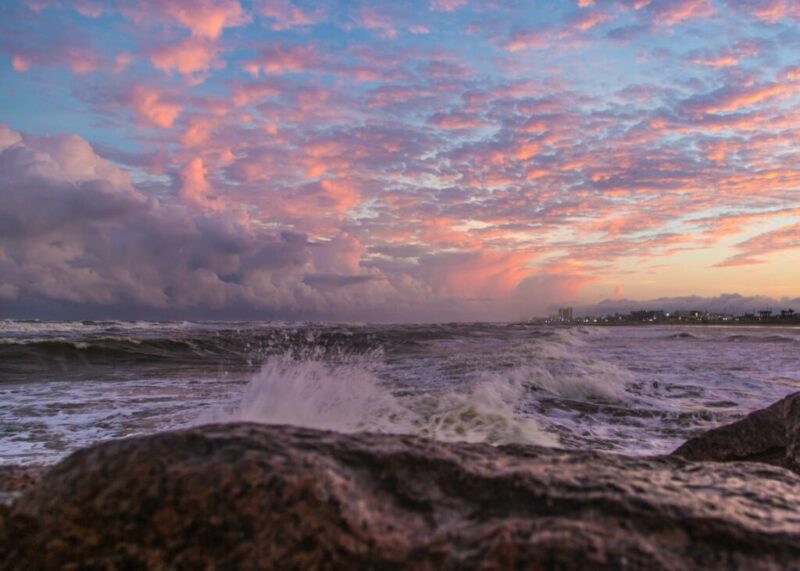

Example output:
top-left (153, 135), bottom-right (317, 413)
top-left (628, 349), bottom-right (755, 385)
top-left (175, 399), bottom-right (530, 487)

top-left (1, 320), bottom-right (799, 465)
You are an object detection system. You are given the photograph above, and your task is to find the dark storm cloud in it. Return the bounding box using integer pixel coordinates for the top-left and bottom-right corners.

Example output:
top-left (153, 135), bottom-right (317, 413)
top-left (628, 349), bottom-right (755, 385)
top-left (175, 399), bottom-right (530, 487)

top-left (0, 126), bottom-right (324, 315)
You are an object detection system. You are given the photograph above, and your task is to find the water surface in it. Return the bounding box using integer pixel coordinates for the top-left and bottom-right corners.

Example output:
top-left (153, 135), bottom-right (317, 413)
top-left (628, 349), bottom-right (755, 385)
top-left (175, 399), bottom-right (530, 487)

top-left (2, 320), bottom-right (799, 464)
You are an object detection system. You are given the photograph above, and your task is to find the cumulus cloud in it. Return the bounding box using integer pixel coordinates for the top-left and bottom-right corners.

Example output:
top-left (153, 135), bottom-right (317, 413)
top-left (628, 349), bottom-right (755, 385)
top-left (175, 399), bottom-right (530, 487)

top-left (0, 126), bottom-right (390, 318)
top-left (0, 126), bottom-right (576, 321)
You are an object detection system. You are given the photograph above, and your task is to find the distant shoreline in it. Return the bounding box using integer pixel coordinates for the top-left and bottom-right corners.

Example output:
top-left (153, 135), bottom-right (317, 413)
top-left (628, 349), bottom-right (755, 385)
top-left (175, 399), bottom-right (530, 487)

top-left (535, 320), bottom-right (800, 328)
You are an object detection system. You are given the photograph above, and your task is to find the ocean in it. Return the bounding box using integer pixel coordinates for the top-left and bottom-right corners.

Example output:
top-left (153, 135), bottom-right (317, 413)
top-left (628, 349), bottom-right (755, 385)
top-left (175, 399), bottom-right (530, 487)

top-left (1, 320), bottom-right (799, 465)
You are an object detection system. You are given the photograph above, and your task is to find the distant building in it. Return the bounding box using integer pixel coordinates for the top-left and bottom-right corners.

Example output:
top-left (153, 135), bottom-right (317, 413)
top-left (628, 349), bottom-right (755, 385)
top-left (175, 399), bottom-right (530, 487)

top-left (674, 310), bottom-right (701, 321)
top-left (781, 309), bottom-right (796, 319)
top-left (758, 309), bottom-right (773, 320)
top-left (630, 309), bottom-right (666, 322)
top-left (558, 307), bottom-right (573, 321)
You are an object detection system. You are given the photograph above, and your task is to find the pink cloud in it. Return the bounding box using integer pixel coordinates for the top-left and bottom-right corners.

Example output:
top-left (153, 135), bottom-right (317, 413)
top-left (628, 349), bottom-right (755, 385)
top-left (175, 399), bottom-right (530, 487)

top-left (687, 39), bottom-right (765, 69)
top-left (10, 55), bottom-right (31, 72)
top-left (429, 110), bottom-right (490, 130)
top-left (715, 221), bottom-right (800, 267)
top-left (127, 85), bottom-right (182, 128)
top-left (783, 65), bottom-right (800, 81)
top-left (149, 38), bottom-right (222, 79)
top-left (229, 79), bottom-right (285, 107)
top-left (22, 0), bottom-right (104, 17)
top-left (727, 0), bottom-right (800, 24)
top-left (648, 0), bottom-right (715, 26)
top-left (566, 10), bottom-right (613, 32)
top-left (694, 208), bottom-right (800, 239)
top-left (515, 265), bottom-right (596, 308)
top-left (180, 157), bottom-right (222, 209)
top-left (430, 0), bottom-right (467, 12)
top-left (418, 249), bottom-right (537, 299)
top-left (7, 43), bottom-right (104, 74)
top-left (122, 0), bottom-right (250, 39)
top-left (179, 116), bottom-right (220, 147)
top-left (257, 0), bottom-right (324, 30)
top-left (114, 53), bottom-right (134, 73)
top-left (243, 44), bottom-right (324, 75)
top-left (689, 52), bottom-right (741, 68)
top-left (698, 83), bottom-right (792, 114)
top-left (353, 7), bottom-right (398, 38)
top-left (0, 125), bottom-right (23, 151)
top-left (506, 28), bottom-right (552, 52)
top-left (73, 1), bottom-right (105, 18)
top-left (507, 9), bottom-right (612, 52)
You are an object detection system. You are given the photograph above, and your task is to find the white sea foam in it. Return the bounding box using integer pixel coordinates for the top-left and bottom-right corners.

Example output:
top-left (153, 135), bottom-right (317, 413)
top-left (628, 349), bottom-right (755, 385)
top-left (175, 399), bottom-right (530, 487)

top-left (205, 350), bottom-right (404, 433)
top-left (204, 349), bottom-right (558, 446)
top-left (408, 370), bottom-right (557, 445)
top-left (0, 376), bottom-right (236, 464)
top-left (524, 342), bottom-right (633, 402)
top-left (512, 364), bottom-right (627, 403)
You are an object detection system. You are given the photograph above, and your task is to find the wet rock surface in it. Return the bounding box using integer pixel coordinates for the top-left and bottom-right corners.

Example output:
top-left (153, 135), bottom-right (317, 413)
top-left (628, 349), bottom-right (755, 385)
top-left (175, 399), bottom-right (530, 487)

top-left (2, 423), bottom-right (800, 570)
top-left (672, 391), bottom-right (800, 472)
top-left (0, 465), bottom-right (43, 507)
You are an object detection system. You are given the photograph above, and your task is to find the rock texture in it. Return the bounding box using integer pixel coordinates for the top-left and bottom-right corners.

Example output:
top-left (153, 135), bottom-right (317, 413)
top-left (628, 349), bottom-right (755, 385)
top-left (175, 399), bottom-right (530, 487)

top-left (673, 391), bottom-right (800, 472)
top-left (0, 466), bottom-right (43, 507)
top-left (3, 423), bottom-right (800, 570)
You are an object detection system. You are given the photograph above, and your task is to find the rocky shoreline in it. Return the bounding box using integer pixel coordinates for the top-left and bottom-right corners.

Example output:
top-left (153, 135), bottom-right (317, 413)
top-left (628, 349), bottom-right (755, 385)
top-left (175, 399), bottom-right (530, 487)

top-left (2, 393), bottom-right (800, 569)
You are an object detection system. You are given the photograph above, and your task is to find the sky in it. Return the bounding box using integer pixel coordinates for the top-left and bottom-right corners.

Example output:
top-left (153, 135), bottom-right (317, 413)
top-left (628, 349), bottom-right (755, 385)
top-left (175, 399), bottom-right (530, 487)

top-left (0, 0), bottom-right (799, 321)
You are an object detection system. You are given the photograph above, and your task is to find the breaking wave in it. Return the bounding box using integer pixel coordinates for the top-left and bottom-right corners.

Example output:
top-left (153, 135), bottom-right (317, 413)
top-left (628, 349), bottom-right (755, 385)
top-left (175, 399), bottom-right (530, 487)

top-left (667, 332), bottom-right (698, 339)
top-left (203, 348), bottom-right (558, 447)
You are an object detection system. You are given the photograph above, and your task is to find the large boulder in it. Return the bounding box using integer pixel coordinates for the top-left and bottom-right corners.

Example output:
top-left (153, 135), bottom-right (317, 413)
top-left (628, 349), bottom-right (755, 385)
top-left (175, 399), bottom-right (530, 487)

top-left (672, 391), bottom-right (800, 472)
top-left (2, 423), bottom-right (800, 570)
top-left (0, 466), bottom-right (42, 506)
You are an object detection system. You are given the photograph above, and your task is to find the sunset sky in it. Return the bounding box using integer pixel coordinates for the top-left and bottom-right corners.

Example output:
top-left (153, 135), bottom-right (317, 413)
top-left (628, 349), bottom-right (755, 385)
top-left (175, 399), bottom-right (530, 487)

top-left (1, 0), bottom-right (799, 321)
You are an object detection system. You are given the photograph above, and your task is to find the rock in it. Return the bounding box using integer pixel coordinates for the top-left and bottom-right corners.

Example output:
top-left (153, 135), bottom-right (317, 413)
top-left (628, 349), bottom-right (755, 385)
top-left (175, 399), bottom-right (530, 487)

top-left (672, 391), bottom-right (800, 472)
top-left (3, 423), bottom-right (800, 570)
top-left (0, 466), bottom-right (43, 507)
